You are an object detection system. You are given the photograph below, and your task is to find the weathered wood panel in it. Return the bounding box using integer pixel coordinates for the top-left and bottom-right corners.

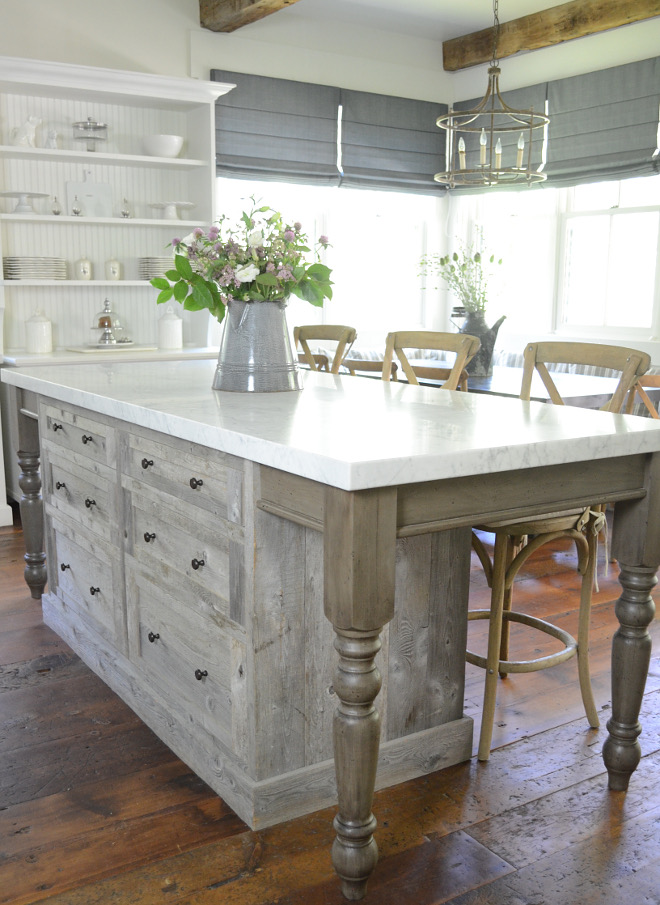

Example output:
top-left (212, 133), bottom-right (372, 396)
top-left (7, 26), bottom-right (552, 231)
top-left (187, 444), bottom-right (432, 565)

top-left (443, 0), bottom-right (660, 71)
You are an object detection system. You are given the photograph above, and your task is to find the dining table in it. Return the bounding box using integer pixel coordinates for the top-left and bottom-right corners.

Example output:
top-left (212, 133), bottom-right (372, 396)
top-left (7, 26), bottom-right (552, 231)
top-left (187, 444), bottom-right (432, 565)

top-left (3, 361), bottom-right (660, 900)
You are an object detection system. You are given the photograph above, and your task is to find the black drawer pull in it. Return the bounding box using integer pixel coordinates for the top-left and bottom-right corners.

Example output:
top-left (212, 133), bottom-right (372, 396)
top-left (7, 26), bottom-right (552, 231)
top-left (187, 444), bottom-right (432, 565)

top-left (81, 434), bottom-right (93, 445)
top-left (144, 532), bottom-right (156, 543)
top-left (189, 477), bottom-right (204, 489)
top-left (194, 669), bottom-right (208, 681)
top-left (55, 481), bottom-right (66, 490)
top-left (85, 498), bottom-right (96, 508)
top-left (148, 631), bottom-right (160, 643)
top-left (52, 422), bottom-right (63, 432)
top-left (191, 558), bottom-right (205, 570)
top-left (60, 563), bottom-right (70, 571)
top-left (141, 458), bottom-right (154, 469)
top-left (89, 586), bottom-right (100, 596)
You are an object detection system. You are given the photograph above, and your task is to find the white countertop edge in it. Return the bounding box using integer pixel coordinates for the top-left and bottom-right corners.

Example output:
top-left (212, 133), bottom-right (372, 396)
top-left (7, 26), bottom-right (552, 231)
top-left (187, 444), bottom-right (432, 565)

top-left (4, 364), bottom-right (660, 492)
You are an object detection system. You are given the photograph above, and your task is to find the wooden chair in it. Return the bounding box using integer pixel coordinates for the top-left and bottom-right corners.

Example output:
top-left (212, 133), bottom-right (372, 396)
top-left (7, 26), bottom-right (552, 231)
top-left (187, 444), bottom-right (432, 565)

top-left (343, 358), bottom-right (398, 380)
top-left (625, 374), bottom-right (660, 419)
top-left (381, 331), bottom-right (481, 391)
top-left (294, 325), bottom-right (357, 375)
top-left (297, 352), bottom-right (330, 372)
top-left (469, 341), bottom-right (652, 762)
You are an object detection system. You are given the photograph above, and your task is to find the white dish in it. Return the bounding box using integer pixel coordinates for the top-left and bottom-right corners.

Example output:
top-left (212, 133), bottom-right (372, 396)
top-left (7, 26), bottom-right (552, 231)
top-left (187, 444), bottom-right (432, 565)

top-left (142, 134), bottom-right (184, 158)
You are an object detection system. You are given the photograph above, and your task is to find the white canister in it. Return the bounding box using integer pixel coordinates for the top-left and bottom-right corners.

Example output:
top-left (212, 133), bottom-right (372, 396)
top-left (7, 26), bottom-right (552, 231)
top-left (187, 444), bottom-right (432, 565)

top-left (105, 257), bottom-right (122, 280)
top-left (158, 305), bottom-right (183, 350)
top-left (74, 255), bottom-right (92, 280)
top-left (25, 310), bottom-right (53, 354)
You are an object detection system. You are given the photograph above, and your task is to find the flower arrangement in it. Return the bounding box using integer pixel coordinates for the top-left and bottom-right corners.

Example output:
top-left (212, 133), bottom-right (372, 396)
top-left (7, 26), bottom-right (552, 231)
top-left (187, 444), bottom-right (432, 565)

top-left (151, 200), bottom-right (333, 323)
top-left (420, 236), bottom-right (502, 316)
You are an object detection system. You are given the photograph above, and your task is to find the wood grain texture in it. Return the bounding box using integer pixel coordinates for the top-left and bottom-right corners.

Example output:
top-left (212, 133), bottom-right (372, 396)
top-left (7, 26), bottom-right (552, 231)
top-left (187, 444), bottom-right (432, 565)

top-left (443, 0), bottom-right (660, 71)
top-left (199, 0), bottom-right (303, 33)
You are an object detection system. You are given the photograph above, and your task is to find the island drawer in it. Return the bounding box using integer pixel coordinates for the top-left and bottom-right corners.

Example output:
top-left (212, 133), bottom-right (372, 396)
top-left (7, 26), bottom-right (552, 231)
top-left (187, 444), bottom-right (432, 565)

top-left (126, 567), bottom-right (247, 762)
top-left (50, 523), bottom-right (121, 646)
top-left (121, 432), bottom-right (244, 525)
top-left (125, 491), bottom-right (241, 608)
top-left (44, 455), bottom-right (114, 542)
top-left (42, 403), bottom-right (115, 469)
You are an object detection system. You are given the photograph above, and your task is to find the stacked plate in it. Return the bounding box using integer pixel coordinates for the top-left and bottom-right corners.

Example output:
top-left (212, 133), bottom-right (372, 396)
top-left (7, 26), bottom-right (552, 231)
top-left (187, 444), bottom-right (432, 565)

top-left (3, 256), bottom-right (67, 280)
top-left (138, 256), bottom-right (175, 280)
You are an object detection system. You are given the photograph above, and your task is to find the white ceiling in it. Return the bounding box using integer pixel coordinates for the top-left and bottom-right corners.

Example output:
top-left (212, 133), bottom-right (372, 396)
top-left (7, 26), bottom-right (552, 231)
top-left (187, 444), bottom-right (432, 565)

top-left (278, 0), bottom-right (556, 42)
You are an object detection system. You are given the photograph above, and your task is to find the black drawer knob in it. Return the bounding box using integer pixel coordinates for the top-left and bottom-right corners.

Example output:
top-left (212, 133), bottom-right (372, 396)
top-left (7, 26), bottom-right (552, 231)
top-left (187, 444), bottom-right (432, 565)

top-left (89, 586), bottom-right (100, 596)
top-left (85, 498), bottom-right (96, 508)
top-left (81, 434), bottom-right (93, 445)
top-left (60, 563), bottom-right (70, 571)
top-left (191, 557), bottom-right (205, 571)
top-left (144, 532), bottom-right (156, 543)
top-left (148, 631), bottom-right (160, 643)
top-left (55, 481), bottom-right (66, 490)
top-left (194, 669), bottom-right (208, 681)
top-left (52, 422), bottom-right (63, 432)
top-left (141, 458), bottom-right (154, 470)
top-left (189, 477), bottom-right (204, 489)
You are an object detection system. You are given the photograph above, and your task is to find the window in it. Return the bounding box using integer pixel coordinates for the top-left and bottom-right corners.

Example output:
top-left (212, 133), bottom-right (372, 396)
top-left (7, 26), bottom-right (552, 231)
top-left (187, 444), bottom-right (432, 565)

top-left (559, 176), bottom-right (660, 334)
top-left (215, 177), bottom-right (442, 350)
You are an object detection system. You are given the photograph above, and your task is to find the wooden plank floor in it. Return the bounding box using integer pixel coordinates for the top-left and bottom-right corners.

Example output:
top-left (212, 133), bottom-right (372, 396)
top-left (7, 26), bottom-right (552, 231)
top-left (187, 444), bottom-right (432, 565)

top-left (2, 506), bottom-right (660, 904)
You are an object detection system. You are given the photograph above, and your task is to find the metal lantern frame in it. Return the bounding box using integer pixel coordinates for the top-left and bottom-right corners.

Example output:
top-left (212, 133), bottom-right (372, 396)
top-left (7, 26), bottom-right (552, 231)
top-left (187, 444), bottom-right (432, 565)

top-left (435, 65), bottom-right (549, 189)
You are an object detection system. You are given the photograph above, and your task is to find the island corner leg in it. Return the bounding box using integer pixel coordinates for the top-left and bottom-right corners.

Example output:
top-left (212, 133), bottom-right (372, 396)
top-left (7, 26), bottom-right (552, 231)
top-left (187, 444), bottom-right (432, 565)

top-left (608, 454), bottom-right (660, 791)
top-left (602, 562), bottom-right (656, 790)
top-left (16, 398), bottom-right (46, 599)
top-left (323, 485), bottom-right (397, 900)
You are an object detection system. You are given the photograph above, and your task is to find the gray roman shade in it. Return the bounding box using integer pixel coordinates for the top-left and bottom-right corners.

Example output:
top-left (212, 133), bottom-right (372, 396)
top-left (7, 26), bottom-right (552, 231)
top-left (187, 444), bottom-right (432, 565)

top-left (339, 89), bottom-right (448, 194)
top-left (211, 69), bottom-right (341, 185)
top-left (544, 57), bottom-right (660, 187)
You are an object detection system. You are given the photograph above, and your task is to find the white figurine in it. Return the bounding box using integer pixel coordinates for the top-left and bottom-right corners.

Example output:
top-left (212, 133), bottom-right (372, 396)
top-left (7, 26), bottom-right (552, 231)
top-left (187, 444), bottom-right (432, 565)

top-left (44, 129), bottom-right (60, 149)
top-left (10, 115), bottom-right (42, 147)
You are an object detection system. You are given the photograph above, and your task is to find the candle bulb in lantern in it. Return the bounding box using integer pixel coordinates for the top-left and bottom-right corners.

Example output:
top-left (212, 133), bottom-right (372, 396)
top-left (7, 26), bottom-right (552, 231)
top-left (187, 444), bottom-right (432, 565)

top-left (480, 128), bottom-right (487, 165)
top-left (516, 133), bottom-right (525, 168)
top-left (495, 137), bottom-right (502, 169)
top-left (458, 136), bottom-right (466, 169)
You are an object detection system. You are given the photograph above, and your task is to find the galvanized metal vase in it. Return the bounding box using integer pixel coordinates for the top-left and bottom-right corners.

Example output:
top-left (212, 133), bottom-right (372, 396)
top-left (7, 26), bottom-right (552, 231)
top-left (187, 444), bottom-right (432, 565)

top-left (212, 297), bottom-right (302, 393)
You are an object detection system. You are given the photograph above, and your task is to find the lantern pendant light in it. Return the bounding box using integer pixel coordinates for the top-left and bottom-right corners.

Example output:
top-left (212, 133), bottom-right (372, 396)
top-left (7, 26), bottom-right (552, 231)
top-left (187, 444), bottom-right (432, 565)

top-left (434, 0), bottom-right (549, 188)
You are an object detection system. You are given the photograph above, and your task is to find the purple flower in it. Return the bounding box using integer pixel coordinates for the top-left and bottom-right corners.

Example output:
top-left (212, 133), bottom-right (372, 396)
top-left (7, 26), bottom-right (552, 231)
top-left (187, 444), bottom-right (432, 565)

top-left (319, 235), bottom-right (330, 247)
top-left (283, 229), bottom-right (295, 242)
top-left (171, 237), bottom-right (182, 247)
top-left (207, 226), bottom-right (220, 239)
top-left (294, 221), bottom-right (302, 231)
top-left (193, 227), bottom-right (204, 239)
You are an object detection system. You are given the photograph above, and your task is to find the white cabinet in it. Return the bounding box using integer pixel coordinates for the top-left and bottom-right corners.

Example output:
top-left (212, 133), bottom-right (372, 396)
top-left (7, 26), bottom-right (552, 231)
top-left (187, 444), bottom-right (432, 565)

top-left (0, 57), bottom-right (234, 508)
top-left (0, 56), bottom-right (233, 356)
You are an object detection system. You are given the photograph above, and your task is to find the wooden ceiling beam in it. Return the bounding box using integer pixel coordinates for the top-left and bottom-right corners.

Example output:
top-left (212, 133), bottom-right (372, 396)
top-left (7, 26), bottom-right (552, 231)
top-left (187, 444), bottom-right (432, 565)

top-left (199, 0), bottom-right (303, 33)
top-left (443, 0), bottom-right (660, 71)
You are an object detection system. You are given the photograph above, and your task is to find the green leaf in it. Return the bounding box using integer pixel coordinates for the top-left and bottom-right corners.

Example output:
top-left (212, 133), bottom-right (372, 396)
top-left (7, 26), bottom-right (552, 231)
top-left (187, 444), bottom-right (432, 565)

top-left (156, 287), bottom-right (173, 304)
top-left (165, 269), bottom-right (180, 281)
top-left (174, 254), bottom-right (193, 280)
top-left (150, 277), bottom-right (170, 290)
top-left (306, 262), bottom-right (332, 281)
top-left (255, 272), bottom-right (279, 287)
top-left (173, 280), bottom-right (189, 302)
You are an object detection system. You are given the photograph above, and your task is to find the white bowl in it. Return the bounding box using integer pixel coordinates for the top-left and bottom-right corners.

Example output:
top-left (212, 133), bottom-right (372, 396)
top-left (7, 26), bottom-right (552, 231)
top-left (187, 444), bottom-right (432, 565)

top-left (142, 134), bottom-right (184, 158)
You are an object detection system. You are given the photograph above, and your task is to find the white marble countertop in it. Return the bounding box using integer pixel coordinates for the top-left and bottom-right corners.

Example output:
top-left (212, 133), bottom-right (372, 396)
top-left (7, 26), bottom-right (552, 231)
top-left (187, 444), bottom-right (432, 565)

top-left (4, 360), bottom-right (660, 491)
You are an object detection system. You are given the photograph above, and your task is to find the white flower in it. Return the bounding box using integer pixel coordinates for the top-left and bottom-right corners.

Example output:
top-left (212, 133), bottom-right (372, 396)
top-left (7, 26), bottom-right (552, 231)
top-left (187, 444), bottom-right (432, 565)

top-left (235, 263), bottom-right (260, 283)
top-left (248, 229), bottom-right (264, 248)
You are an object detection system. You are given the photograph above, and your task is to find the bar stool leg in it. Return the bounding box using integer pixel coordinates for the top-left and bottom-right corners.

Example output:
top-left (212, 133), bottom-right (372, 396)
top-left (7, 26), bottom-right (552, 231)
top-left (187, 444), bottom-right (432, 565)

top-left (478, 532), bottom-right (509, 762)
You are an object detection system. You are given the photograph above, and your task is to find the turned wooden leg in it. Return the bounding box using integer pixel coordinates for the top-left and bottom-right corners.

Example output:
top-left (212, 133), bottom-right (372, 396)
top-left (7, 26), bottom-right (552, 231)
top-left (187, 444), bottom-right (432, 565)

top-left (331, 628), bottom-right (382, 900)
top-left (603, 563), bottom-right (656, 791)
top-left (16, 409), bottom-right (46, 599)
top-left (323, 485), bottom-right (397, 900)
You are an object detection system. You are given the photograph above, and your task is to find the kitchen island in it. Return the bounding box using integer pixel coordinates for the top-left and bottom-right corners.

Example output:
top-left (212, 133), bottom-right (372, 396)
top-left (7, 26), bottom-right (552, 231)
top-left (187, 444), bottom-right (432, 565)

top-left (4, 360), bottom-right (660, 900)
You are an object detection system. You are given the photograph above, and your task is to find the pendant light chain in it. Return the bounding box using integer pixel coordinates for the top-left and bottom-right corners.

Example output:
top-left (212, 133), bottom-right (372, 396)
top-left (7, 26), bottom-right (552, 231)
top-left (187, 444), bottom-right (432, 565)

top-left (491, 0), bottom-right (500, 67)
